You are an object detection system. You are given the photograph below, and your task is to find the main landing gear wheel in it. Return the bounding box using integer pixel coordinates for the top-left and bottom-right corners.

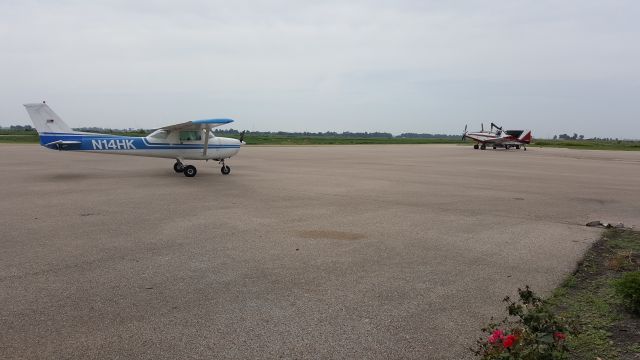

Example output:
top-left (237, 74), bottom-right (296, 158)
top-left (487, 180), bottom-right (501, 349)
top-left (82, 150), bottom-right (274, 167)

top-left (492, 146), bottom-right (497, 150)
top-left (473, 144), bottom-right (479, 150)
top-left (183, 165), bottom-right (197, 177)
top-left (173, 162), bottom-right (184, 173)
top-left (516, 145), bottom-right (521, 150)
top-left (221, 165), bottom-right (231, 175)
top-left (480, 144), bottom-right (486, 150)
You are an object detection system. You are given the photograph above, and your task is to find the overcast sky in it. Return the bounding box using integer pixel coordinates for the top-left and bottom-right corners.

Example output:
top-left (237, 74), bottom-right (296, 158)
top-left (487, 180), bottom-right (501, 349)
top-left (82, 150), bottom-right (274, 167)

top-left (1, 0), bottom-right (639, 138)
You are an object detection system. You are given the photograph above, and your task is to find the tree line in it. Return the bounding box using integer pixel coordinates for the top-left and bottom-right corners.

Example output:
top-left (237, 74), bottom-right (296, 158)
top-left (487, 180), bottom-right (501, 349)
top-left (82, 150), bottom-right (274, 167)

top-left (553, 133), bottom-right (623, 141)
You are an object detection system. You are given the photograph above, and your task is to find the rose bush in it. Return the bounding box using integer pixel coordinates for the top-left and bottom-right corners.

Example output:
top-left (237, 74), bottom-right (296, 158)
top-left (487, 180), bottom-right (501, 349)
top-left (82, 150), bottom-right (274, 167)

top-left (472, 286), bottom-right (571, 360)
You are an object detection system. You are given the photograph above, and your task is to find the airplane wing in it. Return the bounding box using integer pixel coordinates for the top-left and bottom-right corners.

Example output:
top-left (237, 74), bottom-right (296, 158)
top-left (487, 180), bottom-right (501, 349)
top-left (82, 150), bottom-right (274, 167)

top-left (466, 133), bottom-right (502, 144)
top-left (158, 118), bottom-right (234, 131)
top-left (157, 119), bottom-right (234, 157)
top-left (486, 137), bottom-right (506, 144)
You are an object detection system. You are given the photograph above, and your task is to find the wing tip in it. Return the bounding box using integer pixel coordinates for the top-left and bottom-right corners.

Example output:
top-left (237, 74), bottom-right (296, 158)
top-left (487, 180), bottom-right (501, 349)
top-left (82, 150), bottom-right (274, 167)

top-left (192, 118), bottom-right (234, 125)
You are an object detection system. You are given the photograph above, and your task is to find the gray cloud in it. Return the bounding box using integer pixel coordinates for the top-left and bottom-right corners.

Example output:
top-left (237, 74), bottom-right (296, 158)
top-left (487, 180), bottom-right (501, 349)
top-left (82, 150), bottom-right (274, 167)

top-left (1, 0), bottom-right (639, 138)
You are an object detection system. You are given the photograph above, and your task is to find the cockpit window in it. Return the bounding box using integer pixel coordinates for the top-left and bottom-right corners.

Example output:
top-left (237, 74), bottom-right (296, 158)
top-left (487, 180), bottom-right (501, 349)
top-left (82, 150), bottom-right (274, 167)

top-left (148, 129), bottom-right (168, 139)
top-left (180, 131), bottom-right (202, 141)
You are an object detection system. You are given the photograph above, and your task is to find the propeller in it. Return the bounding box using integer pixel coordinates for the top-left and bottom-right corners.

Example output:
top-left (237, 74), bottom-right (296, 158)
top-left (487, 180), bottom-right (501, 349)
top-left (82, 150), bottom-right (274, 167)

top-left (239, 130), bottom-right (246, 144)
top-left (481, 123), bottom-right (484, 132)
top-left (462, 124), bottom-right (467, 140)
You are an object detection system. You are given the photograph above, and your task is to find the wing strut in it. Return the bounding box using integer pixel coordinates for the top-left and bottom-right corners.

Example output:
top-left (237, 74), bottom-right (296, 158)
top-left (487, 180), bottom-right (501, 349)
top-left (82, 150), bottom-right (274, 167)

top-left (203, 127), bottom-right (210, 156)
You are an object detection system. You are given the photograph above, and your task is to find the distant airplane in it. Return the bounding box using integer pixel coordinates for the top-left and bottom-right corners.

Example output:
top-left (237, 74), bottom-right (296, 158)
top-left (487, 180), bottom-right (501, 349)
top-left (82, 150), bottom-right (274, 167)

top-left (462, 122), bottom-right (532, 151)
top-left (24, 102), bottom-right (243, 177)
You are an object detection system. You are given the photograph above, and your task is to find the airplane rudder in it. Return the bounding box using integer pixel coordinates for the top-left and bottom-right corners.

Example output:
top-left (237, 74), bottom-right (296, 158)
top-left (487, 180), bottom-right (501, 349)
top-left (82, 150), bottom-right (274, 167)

top-left (23, 102), bottom-right (74, 134)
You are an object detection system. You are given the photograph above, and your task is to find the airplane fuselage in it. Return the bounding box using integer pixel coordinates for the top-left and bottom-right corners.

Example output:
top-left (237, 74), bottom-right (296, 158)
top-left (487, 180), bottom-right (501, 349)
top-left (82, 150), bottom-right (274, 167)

top-left (39, 132), bottom-right (241, 160)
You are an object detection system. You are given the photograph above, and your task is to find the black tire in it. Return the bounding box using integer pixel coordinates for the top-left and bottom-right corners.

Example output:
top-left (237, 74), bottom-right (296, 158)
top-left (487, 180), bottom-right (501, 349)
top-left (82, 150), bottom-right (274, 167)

top-left (480, 144), bottom-right (486, 150)
top-left (221, 165), bottom-right (231, 175)
top-left (516, 145), bottom-right (521, 150)
top-left (183, 165), bottom-right (197, 177)
top-left (173, 162), bottom-right (184, 173)
top-left (473, 144), bottom-right (479, 149)
top-left (492, 146), bottom-right (497, 150)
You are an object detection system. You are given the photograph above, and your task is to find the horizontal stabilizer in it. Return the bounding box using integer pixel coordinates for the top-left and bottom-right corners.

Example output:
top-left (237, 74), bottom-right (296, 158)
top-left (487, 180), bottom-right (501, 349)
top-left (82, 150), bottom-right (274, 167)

top-left (44, 140), bottom-right (82, 151)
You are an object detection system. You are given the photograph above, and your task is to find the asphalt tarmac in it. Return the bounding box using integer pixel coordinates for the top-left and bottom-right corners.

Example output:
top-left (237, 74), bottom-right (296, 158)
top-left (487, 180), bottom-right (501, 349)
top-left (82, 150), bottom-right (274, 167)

top-left (1, 144), bottom-right (639, 359)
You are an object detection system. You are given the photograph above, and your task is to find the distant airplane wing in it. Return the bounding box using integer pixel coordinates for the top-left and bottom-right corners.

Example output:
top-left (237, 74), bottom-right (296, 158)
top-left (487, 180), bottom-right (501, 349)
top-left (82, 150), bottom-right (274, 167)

top-left (487, 137), bottom-right (506, 144)
top-left (467, 133), bottom-right (501, 144)
top-left (158, 118), bottom-right (234, 131)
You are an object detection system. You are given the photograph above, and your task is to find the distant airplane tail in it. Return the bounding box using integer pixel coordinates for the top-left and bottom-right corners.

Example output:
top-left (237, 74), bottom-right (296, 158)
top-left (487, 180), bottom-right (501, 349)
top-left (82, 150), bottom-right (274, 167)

top-left (519, 130), bottom-right (532, 144)
top-left (23, 102), bottom-right (78, 135)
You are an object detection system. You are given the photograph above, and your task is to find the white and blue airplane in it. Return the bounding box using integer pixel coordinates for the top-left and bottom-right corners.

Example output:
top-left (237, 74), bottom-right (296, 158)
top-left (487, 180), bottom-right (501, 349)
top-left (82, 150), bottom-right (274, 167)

top-left (24, 102), bottom-right (244, 177)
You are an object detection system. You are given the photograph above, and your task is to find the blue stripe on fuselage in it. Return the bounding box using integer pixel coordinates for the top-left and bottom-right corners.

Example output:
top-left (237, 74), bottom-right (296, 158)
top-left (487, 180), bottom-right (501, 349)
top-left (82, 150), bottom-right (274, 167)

top-left (38, 133), bottom-right (239, 150)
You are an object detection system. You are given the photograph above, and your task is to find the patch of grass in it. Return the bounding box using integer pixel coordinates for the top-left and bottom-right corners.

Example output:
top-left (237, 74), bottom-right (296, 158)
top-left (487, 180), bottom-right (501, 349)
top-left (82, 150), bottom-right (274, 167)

top-left (628, 343), bottom-right (640, 353)
top-left (0, 130), bottom-right (465, 145)
top-left (607, 229), bottom-right (640, 252)
top-left (548, 229), bottom-right (640, 359)
top-left (568, 328), bottom-right (618, 359)
top-left (533, 139), bottom-right (640, 151)
top-left (235, 135), bottom-right (463, 145)
top-left (3, 130), bottom-right (639, 149)
top-left (0, 134), bottom-right (40, 143)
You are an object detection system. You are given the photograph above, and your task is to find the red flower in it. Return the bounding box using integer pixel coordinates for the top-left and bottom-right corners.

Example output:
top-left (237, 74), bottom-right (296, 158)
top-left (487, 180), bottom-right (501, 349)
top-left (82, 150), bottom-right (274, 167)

top-left (503, 334), bottom-right (517, 348)
top-left (488, 329), bottom-right (504, 344)
top-left (554, 332), bottom-right (566, 341)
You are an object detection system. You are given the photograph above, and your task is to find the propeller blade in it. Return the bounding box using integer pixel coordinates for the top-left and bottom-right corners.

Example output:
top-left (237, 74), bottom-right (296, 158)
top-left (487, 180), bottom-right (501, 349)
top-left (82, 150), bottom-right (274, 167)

top-left (462, 124), bottom-right (467, 140)
top-left (239, 130), bottom-right (246, 144)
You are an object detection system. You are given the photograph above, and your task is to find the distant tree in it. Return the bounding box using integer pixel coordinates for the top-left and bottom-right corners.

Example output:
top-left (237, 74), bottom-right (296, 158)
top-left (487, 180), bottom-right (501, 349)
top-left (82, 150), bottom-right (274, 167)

top-left (579, 135), bottom-right (584, 140)
top-left (7, 125), bottom-right (33, 131)
top-left (572, 133), bottom-right (578, 140)
top-left (553, 135), bottom-right (558, 140)
top-left (558, 133), bottom-right (571, 140)
top-left (398, 133), bottom-right (459, 139)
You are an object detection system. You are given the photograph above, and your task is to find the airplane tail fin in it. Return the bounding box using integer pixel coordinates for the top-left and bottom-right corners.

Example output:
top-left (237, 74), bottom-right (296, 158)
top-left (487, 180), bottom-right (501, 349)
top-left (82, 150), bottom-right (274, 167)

top-left (519, 130), bottom-right (532, 144)
top-left (23, 102), bottom-right (77, 135)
